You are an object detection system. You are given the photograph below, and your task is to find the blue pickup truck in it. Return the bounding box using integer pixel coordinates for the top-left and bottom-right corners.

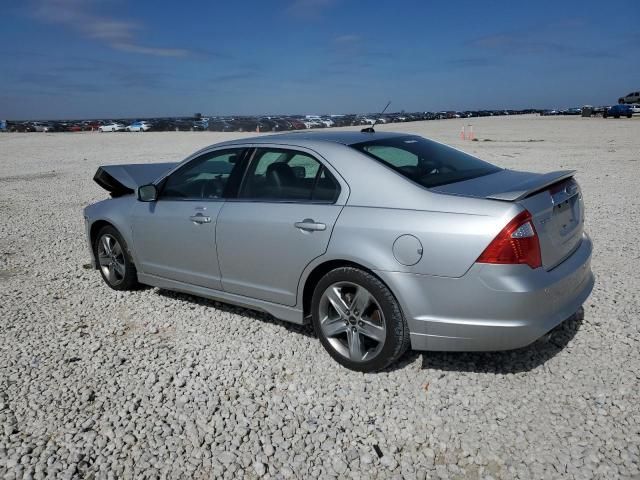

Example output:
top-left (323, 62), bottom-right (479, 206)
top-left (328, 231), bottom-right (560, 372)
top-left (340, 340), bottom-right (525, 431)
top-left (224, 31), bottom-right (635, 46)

top-left (603, 104), bottom-right (633, 118)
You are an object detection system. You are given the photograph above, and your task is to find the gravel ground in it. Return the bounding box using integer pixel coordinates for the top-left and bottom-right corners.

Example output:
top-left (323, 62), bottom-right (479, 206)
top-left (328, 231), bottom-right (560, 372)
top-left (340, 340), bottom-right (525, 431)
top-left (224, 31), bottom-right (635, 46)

top-left (1, 115), bottom-right (639, 479)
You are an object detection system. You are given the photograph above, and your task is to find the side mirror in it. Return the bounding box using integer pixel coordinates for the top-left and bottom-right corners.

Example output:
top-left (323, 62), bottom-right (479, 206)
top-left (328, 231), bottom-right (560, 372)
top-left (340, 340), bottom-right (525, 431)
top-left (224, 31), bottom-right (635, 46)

top-left (138, 184), bottom-right (158, 202)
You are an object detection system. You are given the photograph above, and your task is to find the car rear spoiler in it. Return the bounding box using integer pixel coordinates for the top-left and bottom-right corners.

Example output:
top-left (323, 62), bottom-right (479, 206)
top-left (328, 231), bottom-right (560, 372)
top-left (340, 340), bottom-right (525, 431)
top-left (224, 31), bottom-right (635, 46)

top-left (431, 169), bottom-right (577, 202)
top-left (93, 163), bottom-right (177, 197)
top-left (486, 170), bottom-right (576, 201)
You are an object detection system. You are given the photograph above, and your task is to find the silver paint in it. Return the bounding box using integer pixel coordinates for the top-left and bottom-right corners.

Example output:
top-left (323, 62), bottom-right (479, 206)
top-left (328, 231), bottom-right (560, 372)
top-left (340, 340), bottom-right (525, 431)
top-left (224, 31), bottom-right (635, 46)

top-left (84, 131), bottom-right (594, 352)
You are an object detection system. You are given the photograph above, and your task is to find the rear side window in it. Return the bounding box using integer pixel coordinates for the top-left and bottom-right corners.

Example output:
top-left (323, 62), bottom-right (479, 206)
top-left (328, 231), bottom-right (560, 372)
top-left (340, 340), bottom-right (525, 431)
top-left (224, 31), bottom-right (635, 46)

top-left (240, 148), bottom-right (339, 202)
top-left (352, 136), bottom-right (500, 188)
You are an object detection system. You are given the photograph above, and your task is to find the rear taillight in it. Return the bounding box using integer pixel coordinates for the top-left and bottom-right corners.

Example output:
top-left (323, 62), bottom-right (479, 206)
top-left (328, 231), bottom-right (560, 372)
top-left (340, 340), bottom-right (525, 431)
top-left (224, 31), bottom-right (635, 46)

top-left (477, 210), bottom-right (542, 269)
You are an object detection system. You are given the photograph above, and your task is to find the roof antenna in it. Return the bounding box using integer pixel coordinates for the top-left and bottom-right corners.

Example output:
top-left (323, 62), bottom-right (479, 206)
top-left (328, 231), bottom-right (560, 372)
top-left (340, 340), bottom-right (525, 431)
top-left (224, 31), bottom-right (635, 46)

top-left (361, 101), bottom-right (391, 133)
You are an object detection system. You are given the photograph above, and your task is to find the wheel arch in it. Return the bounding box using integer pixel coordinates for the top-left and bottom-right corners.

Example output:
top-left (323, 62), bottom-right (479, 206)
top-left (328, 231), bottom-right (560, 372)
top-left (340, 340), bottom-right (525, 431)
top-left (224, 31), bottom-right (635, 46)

top-left (88, 216), bottom-right (138, 269)
top-left (89, 219), bottom-right (115, 248)
top-left (300, 258), bottom-right (401, 320)
top-left (89, 219), bottom-right (119, 269)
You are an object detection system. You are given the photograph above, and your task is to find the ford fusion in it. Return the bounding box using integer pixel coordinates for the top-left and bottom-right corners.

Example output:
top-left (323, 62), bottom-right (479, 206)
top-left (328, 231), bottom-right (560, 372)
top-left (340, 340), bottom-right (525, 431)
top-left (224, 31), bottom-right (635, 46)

top-left (84, 131), bottom-right (594, 372)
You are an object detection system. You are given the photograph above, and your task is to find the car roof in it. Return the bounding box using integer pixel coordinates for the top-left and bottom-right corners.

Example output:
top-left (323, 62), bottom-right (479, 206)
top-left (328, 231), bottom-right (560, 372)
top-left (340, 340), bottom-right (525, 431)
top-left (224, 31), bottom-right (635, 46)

top-left (217, 130), bottom-right (410, 147)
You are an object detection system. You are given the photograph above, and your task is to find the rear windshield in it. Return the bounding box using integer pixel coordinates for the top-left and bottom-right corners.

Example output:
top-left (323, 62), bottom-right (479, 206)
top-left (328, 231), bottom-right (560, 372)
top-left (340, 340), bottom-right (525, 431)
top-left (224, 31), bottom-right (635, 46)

top-left (352, 136), bottom-right (501, 188)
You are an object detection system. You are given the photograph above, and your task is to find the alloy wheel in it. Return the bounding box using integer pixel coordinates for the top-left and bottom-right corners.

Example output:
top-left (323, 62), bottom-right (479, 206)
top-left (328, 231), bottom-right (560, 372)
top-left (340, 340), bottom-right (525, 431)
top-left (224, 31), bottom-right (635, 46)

top-left (97, 234), bottom-right (126, 286)
top-left (318, 281), bottom-right (386, 362)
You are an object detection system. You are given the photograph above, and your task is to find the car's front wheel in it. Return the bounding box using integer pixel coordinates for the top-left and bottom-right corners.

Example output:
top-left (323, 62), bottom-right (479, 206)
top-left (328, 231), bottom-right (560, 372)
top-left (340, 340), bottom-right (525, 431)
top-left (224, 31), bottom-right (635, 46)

top-left (311, 267), bottom-right (410, 372)
top-left (94, 226), bottom-right (139, 290)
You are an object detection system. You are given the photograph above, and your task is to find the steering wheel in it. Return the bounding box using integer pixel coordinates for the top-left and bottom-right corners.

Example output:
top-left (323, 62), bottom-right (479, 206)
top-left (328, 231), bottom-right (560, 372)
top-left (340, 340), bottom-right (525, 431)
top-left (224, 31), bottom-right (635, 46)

top-left (200, 177), bottom-right (224, 199)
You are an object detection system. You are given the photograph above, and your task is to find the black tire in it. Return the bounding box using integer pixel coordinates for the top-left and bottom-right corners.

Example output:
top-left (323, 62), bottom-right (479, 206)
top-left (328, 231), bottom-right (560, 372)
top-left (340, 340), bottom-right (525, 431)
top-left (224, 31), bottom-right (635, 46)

top-left (614, 115), bottom-right (620, 119)
top-left (627, 114), bottom-right (632, 119)
top-left (311, 267), bottom-right (410, 372)
top-left (94, 225), bottom-right (139, 291)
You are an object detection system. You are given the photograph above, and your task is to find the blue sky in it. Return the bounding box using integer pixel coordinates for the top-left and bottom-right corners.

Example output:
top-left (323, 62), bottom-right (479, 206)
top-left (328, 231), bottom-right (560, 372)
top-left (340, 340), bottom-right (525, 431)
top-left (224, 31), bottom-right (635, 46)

top-left (1, 0), bottom-right (638, 119)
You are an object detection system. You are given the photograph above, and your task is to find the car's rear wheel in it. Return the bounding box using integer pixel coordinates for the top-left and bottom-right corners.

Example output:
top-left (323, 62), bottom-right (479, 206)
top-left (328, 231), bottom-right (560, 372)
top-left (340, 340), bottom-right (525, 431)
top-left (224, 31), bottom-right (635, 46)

top-left (311, 267), bottom-right (410, 372)
top-left (94, 226), bottom-right (139, 290)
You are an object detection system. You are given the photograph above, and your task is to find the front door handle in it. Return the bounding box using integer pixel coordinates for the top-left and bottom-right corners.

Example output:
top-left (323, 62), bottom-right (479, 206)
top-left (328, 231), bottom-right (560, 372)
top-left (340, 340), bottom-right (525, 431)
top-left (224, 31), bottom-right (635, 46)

top-left (294, 219), bottom-right (326, 232)
top-left (190, 213), bottom-right (211, 224)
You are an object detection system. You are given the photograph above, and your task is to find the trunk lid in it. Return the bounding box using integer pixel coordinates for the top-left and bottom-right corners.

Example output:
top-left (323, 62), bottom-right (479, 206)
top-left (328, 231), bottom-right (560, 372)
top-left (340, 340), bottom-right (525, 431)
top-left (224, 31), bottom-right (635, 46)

top-left (93, 162), bottom-right (177, 196)
top-left (433, 169), bottom-right (585, 270)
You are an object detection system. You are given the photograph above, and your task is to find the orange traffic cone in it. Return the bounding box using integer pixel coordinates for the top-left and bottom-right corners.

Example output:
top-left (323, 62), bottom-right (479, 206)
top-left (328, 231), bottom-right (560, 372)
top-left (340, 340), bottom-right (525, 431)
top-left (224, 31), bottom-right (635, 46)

top-left (460, 126), bottom-right (465, 140)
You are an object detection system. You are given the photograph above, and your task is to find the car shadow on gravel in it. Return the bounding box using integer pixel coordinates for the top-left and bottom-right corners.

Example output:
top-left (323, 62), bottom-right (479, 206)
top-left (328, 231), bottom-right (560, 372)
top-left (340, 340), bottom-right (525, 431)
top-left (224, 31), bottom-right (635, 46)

top-left (156, 289), bottom-right (582, 374)
top-left (410, 308), bottom-right (584, 374)
top-left (155, 289), bottom-right (316, 338)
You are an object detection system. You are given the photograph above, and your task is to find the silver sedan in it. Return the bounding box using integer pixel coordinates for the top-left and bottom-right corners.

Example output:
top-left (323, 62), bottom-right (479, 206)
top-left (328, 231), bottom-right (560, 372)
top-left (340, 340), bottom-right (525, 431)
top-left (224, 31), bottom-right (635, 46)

top-left (84, 131), bottom-right (594, 372)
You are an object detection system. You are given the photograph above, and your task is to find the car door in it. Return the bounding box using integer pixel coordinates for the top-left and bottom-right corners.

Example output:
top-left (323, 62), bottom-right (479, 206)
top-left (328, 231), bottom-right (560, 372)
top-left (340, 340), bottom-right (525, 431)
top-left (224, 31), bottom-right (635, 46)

top-left (131, 148), bottom-right (248, 290)
top-left (216, 146), bottom-right (345, 306)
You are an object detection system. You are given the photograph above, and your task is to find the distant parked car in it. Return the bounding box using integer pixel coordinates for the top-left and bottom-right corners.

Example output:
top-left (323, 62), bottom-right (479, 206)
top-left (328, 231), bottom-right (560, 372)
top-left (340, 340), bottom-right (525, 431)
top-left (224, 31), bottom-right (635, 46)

top-left (99, 122), bottom-right (125, 132)
top-left (618, 91), bottom-right (640, 104)
top-left (126, 121), bottom-right (151, 132)
top-left (603, 104), bottom-right (633, 118)
top-left (287, 119), bottom-right (307, 130)
top-left (629, 105), bottom-right (640, 115)
top-left (31, 122), bottom-right (50, 132)
top-left (193, 120), bottom-right (209, 131)
top-left (43, 123), bottom-right (65, 132)
top-left (207, 120), bottom-right (234, 132)
top-left (9, 123), bottom-right (35, 132)
top-left (172, 120), bottom-right (199, 131)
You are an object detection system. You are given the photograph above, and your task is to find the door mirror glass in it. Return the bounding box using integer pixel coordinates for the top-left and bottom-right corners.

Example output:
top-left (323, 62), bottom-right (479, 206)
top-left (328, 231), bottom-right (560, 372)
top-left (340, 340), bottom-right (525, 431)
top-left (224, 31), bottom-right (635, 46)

top-left (138, 184), bottom-right (158, 202)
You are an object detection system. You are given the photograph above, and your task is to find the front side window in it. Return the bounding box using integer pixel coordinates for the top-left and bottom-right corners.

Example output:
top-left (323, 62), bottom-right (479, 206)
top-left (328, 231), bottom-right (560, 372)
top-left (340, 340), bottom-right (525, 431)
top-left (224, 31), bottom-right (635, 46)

top-left (160, 149), bottom-right (245, 200)
top-left (352, 136), bottom-right (500, 188)
top-left (239, 148), bottom-right (339, 202)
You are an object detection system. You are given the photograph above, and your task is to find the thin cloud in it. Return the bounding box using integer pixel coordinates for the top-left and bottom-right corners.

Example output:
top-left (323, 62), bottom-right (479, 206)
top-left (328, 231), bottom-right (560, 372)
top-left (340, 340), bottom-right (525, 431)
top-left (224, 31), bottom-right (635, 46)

top-left (333, 34), bottom-right (360, 44)
top-left (470, 30), bottom-right (618, 59)
top-left (211, 71), bottom-right (261, 83)
top-left (31, 0), bottom-right (192, 57)
top-left (446, 56), bottom-right (498, 68)
top-left (111, 42), bottom-right (191, 57)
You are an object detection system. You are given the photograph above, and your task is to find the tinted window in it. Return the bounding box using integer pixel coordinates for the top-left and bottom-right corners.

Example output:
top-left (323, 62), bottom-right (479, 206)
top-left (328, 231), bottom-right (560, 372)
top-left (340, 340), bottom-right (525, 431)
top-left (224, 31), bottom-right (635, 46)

top-left (312, 168), bottom-right (340, 202)
top-left (352, 136), bottom-right (500, 188)
top-left (240, 148), bottom-right (339, 202)
top-left (161, 149), bottom-right (244, 200)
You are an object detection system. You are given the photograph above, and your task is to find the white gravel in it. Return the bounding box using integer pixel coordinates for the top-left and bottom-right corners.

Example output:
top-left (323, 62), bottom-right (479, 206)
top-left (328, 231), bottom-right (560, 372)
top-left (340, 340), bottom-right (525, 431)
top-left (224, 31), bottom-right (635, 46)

top-left (1, 115), bottom-right (639, 479)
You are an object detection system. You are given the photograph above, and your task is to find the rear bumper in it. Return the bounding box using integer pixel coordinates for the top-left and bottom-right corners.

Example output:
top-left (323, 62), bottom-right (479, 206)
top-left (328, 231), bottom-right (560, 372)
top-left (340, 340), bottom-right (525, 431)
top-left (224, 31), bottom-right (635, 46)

top-left (377, 234), bottom-right (594, 351)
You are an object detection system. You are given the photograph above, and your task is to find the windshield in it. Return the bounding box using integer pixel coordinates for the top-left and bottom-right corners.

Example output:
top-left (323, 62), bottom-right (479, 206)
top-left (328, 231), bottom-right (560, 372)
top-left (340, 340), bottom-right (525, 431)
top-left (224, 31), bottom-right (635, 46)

top-left (351, 136), bottom-right (501, 188)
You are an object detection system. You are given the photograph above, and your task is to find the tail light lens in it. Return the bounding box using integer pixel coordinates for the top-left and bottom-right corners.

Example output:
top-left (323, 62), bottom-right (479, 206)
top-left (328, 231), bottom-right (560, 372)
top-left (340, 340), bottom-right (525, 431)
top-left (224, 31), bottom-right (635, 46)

top-left (477, 210), bottom-right (542, 269)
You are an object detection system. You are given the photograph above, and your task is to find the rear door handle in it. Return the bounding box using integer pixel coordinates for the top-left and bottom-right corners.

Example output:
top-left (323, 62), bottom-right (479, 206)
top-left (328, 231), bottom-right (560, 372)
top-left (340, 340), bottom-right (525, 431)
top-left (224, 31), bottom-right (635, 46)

top-left (294, 219), bottom-right (326, 232)
top-left (190, 213), bottom-right (211, 224)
